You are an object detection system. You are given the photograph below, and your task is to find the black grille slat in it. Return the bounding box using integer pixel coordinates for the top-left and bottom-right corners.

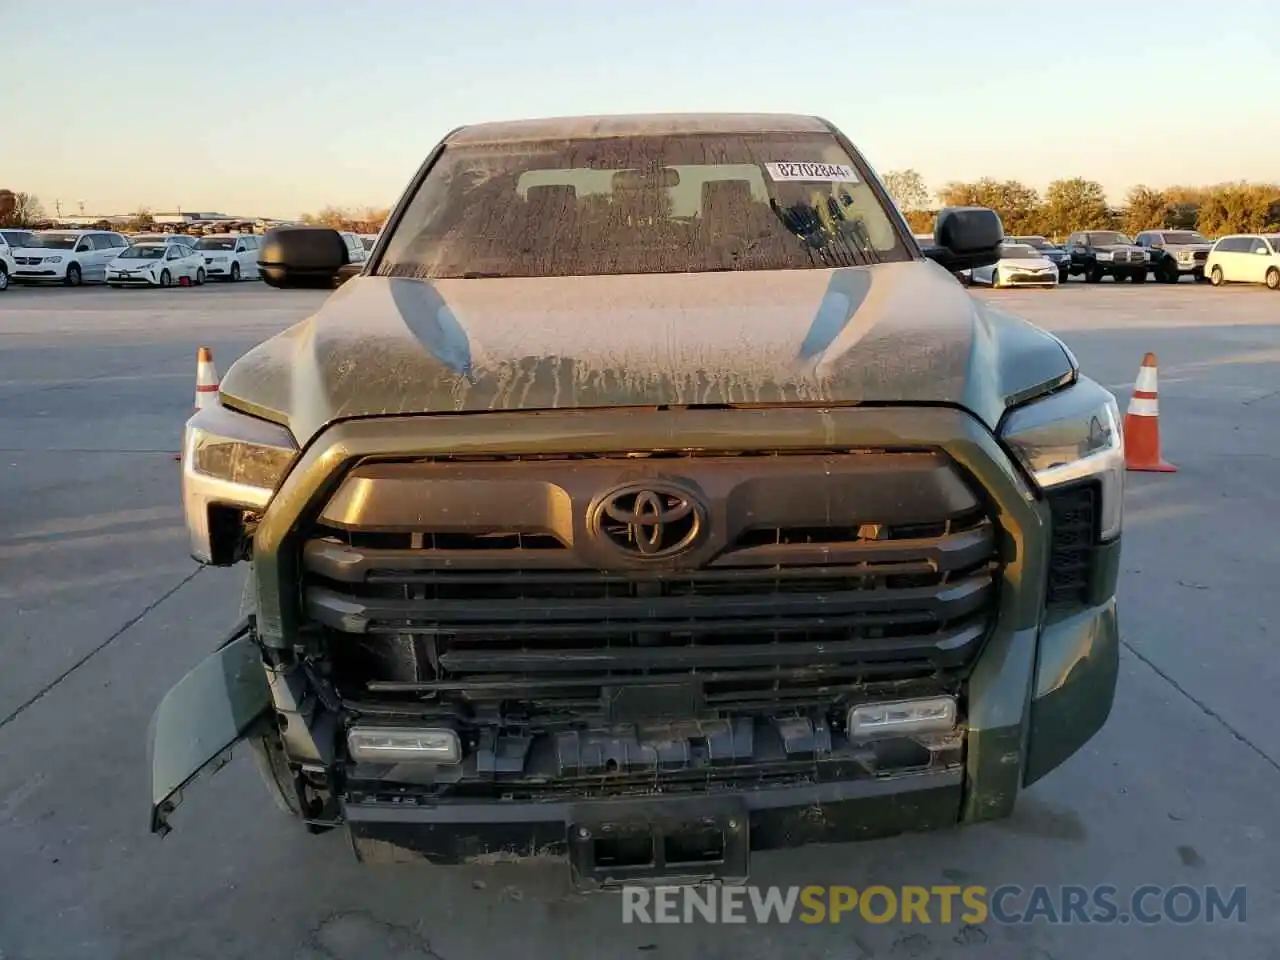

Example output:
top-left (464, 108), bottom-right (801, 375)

top-left (304, 521), bottom-right (996, 582)
top-left (304, 573), bottom-right (993, 631)
top-left (432, 623), bottom-right (984, 673)
top-left (365, 661), bottom-right (936, 695)
top-left (1045, 484), bottom-right (1098, 613)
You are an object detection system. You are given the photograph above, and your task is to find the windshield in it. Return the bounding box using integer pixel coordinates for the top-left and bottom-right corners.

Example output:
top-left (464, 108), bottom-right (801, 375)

top-left (1, 230), bottom-right (33, 247)
top-left (119, 245), bottom-right (166, 260)
top-left (1087, 232), bottom-right (1133, 246)
top-left (999, 243), bottom-right (1041, 259)
top-left (24, 234), bottom-right (78, 250)
top-left (1013, 236), bottom-right (1051, 249)
top-left (1161, 232), bottom-right (1208, 245)
top-left (378, 132), bottom-right (908, 279)
top-left (195, 237), bottom-right (236, 250)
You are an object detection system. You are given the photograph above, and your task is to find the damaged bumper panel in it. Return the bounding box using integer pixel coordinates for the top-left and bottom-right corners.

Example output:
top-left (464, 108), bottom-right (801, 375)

top-left (148, 618), bottom-right (272, 835)
top-left (345, 771), bottom-right (962, 887)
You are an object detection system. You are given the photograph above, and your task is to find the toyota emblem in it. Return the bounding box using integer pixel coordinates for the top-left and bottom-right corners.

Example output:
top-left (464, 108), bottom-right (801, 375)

top-left (591, 482), bottom-right (706, 559)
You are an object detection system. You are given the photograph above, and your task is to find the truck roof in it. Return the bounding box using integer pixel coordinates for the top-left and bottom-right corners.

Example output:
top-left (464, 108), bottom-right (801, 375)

top-left (446, 113), bottom-right (832, 145)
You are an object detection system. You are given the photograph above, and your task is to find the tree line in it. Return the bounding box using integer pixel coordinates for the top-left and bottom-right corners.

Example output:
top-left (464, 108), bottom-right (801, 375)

top-left (880, 170), bottom-right (1280, 240)
top-left (300, 206), bottom-right (391, 233)
top-left (8, 177), bottom-right (1280, 240)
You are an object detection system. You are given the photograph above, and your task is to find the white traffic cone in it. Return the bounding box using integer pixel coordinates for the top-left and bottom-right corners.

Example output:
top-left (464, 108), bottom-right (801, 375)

top-left (176, 347), bottom-right (220, 461)
top-left (194, 346), bottom-right (220, 411)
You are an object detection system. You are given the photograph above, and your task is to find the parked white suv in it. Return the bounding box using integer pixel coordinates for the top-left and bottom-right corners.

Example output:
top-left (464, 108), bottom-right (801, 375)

top-left (1205, 234), bottom-right (1280, 290)
top-left (193, 233), bottom-right (261, 281)
top-left (339, 231), bottom-right (369, 264)
top-left (10, 230), bottom-right (130, 285)
top-left (0, 229), bottom-right (33, 291)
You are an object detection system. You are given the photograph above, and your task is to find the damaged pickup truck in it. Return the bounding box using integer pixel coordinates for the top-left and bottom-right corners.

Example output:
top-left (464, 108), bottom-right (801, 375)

top-left (151, 113), bottom-right (1122, 889)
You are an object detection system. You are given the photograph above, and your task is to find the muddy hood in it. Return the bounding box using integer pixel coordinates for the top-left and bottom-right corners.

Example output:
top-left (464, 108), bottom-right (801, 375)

top-left (221, 261), bottom-right (1075, 445)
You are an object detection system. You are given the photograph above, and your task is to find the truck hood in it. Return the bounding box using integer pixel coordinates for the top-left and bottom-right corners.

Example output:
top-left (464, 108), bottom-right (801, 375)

top-left (221, 260), bottom-right (1076, 445)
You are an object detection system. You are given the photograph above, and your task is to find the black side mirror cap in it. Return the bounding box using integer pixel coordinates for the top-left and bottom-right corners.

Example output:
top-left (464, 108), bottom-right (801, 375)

top-left (257, 226), bottom-right (353, 290)
top-left (921, 206), bottom-right (1004, 272)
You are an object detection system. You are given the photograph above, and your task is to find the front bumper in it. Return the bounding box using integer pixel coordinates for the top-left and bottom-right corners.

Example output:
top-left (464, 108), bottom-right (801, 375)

top-left (344, 586), bottom-right (1117, 878)
top-left (151, 407), bottom-right (1121, 877)
top-left (1000, 272), bottom-right (1059, 287)
top-left (1094, 259), bottom-right (1149, 273)
top-left (108, 273), bottom-right (160, 286)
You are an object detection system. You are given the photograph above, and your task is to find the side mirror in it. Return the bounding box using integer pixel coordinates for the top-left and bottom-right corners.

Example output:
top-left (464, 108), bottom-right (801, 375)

top-left (257, 226), bottom-right (354, 290)
top-left (1257, 248), bottom-right (1270, 255)
top-left (923, 206), bottom-right (1004, 272)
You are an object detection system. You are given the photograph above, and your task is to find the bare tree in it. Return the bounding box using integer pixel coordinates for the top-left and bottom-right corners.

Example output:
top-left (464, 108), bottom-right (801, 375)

top-left (881, 169), bottom-right (930, 213)
top-left (0, 192), bottom-right (46, 227)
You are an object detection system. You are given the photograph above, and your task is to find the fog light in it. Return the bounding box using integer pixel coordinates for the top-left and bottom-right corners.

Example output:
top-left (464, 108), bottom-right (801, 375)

top-left (347, 726), bottom-right (461, 764)
top-left (846, 696), bottom-right (957, 740)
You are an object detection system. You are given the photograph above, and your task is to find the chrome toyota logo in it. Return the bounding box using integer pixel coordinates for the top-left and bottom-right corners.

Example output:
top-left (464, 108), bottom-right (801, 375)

top-left (591, 482), bottom-right (705, 559)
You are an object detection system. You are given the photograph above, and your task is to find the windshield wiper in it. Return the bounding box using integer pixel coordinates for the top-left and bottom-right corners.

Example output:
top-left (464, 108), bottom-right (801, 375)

top-left (768, 198), bottom-right (872, 268)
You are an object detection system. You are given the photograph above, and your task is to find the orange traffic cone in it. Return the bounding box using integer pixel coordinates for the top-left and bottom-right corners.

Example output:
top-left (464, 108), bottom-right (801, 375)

top-left (194, 346), bottom-right (220, 411)
top-left (176, 347), bottom-right (220, 461)
top-left (1123, 352), bottom-right (1176, 473)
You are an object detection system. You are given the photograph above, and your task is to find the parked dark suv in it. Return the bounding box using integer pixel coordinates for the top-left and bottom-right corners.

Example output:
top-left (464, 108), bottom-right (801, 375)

top-left (150, 112), bottom-right (1123, 890)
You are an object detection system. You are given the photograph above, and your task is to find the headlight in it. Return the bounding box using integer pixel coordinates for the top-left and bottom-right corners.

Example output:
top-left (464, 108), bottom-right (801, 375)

top-left (46, 256), bottom-right (63, 264)
top-left (1000, 377), bottom-right (1123, 540)
top-left (182, 402), bottom-right (299, 564)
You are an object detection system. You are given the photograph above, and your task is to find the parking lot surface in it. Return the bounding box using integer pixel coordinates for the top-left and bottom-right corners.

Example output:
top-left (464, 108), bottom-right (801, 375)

top-left (1, 280), bottom-right (1278, 959)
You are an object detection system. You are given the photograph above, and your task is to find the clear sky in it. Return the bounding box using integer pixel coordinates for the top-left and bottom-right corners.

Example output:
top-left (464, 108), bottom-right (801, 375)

top-left (8, 0), bottom-right (1277, 219)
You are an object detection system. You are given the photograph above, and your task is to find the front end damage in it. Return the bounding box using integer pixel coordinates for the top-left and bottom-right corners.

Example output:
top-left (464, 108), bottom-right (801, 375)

top-left (151, 405), bottom-right (1119, 887)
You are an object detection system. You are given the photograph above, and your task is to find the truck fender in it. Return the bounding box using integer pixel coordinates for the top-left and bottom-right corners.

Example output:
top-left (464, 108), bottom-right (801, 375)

top-left (147, 618), bottom-right (272, 835)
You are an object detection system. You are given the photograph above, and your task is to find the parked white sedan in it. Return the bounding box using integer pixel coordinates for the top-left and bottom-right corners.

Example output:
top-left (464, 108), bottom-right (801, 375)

top-left (971, 242), bottom-right (1060, 288)
top-left (107, 242), bottom-right (207, 287)
top-left (192, 233), bottom-right (261, 281)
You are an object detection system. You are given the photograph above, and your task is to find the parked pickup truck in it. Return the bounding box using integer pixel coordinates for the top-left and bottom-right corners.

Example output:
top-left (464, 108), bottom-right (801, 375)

top-left (1065, 230), bottom-right (1151, 283)
top-left (1136, 229), bottom-right (1212, 283)
top-left (151, 112), bottom-right (1123, 890)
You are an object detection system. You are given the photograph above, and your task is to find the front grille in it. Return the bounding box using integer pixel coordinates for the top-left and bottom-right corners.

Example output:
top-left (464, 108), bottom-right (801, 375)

top-left (1045, 483), bottom-right (1097, 613)
top-left (15, 257), bottom-right (41, 265)
top-left (300, 451), bottom-right (1003, 729)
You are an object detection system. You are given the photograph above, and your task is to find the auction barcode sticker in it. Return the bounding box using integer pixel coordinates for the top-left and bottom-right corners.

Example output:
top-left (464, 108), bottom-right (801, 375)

top-left (765, 162), bottom-right (859, 183)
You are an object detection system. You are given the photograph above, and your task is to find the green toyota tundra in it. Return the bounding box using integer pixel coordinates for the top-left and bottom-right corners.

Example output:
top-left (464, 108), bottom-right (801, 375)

top-left (151, 112), bottom-right (1122, 889)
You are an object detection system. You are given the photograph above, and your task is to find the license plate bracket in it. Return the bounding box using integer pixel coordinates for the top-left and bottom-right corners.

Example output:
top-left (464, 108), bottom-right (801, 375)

top-left (567, 796), bottom-right (749, 892)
